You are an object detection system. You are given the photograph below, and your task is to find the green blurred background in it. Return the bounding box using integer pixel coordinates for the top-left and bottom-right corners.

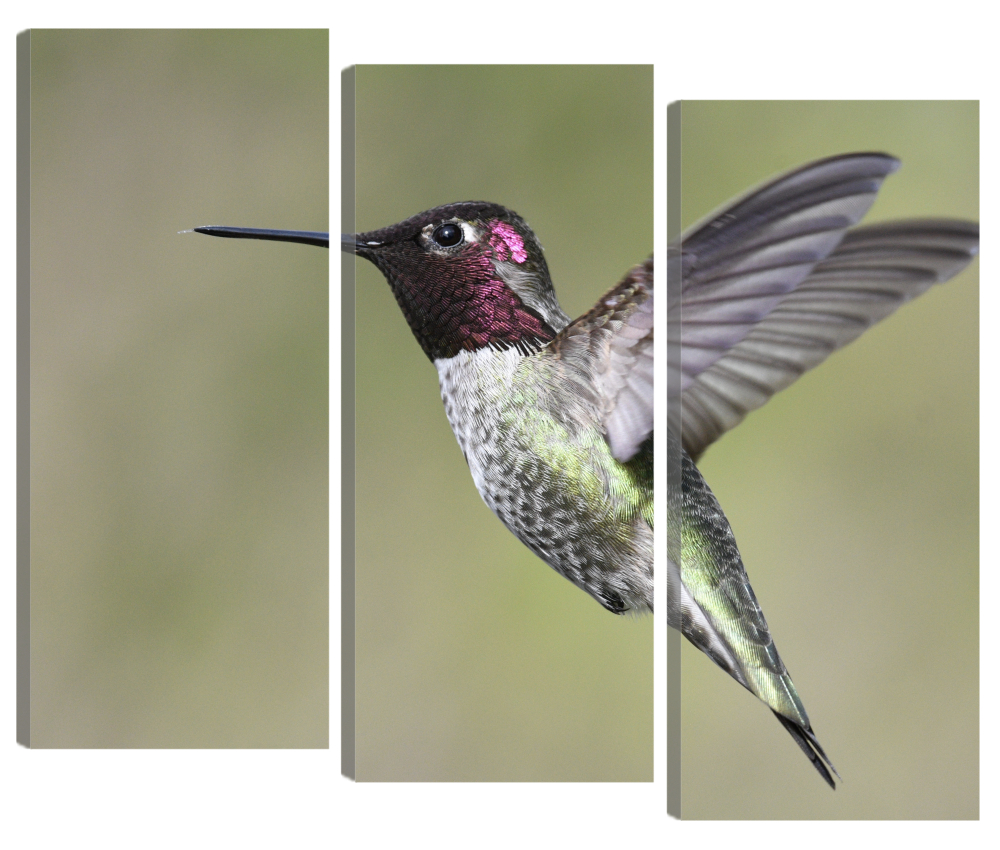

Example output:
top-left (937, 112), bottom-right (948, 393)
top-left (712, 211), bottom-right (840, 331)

top-left (678, 102), bottom-right (978, 818)
top-left (351, 66), bottom-right (653, 780)
top-left (27, 30), bottom-right (328, 747)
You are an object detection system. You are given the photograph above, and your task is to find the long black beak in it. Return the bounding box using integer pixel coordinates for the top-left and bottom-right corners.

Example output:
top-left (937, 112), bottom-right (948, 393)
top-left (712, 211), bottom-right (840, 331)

top-left (194, 226), bottom-right (329, 249)
top-left (341, 233), bottom-right (362, 253)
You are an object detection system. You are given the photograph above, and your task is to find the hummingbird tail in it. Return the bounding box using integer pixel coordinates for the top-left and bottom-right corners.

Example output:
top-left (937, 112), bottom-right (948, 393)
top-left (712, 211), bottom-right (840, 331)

top-left (772, 711), bottom-right (840, 790)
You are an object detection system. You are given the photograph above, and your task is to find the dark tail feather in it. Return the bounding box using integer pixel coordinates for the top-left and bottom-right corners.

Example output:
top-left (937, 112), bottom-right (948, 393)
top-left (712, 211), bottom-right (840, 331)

top-left (772, 711), bottom-right (840, 790)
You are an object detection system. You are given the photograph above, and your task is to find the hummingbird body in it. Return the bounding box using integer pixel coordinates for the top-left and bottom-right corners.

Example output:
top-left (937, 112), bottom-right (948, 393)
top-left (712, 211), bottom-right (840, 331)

top-left (435, 343), bottom-right (654, 614)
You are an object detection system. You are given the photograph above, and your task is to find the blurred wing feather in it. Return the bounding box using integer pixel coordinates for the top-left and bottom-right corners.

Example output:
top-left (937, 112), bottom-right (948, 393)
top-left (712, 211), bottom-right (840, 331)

top-left (676, 152), bottom-right (978, 459)
top-left (682, 219), bottom-right (978, 458)
top-left (678, 153), bottom-right (902, 389)
top-left (549, 258), bottom-right (653, 462)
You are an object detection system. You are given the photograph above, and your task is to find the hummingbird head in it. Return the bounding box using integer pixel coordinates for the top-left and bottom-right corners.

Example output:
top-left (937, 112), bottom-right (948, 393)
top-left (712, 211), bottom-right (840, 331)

top-left (344, 202), bottom-right (571, 361)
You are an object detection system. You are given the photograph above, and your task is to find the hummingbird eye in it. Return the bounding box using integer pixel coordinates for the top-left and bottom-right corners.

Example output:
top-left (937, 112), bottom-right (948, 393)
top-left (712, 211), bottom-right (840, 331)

top-left (432, 223), bottom-right (463, 248)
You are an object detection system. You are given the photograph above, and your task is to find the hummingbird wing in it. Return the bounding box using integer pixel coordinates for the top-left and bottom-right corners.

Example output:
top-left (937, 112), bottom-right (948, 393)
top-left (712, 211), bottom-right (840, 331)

top-left (547, 258), bottom-right (653, 463)
top-left (676, 153), bottom-right (979, 459)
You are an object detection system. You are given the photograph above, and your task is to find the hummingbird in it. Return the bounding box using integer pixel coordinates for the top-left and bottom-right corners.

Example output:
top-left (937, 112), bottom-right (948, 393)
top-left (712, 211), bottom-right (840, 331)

top-left (193, 152), bottom-right (977, 789)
